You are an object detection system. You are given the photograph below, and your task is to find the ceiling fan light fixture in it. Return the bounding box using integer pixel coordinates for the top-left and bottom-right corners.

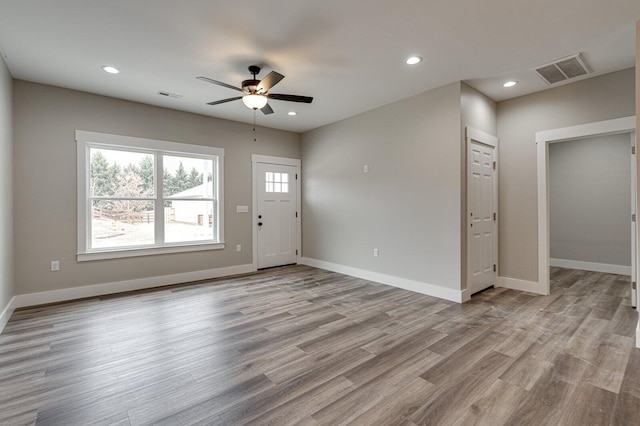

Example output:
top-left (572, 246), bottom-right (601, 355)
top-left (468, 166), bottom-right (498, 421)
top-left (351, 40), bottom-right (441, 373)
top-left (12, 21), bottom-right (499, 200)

top-left (406, 56), bottom-right (422, 65)
top-left (242, 94), bottom-right (268, 110)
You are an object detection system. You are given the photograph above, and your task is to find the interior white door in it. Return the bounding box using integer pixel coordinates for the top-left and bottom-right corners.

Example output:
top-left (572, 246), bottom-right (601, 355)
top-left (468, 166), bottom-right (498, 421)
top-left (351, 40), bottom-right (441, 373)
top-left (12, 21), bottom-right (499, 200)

top-left (256, 163), bottom-right (298, 269)
top-left (467, 135), bottom-right (497, 295)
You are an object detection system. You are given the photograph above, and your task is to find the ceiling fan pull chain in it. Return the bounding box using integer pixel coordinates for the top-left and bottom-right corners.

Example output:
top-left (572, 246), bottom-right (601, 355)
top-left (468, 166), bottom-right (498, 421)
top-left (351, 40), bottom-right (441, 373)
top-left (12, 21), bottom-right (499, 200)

top-left (253, 110), bottom-right (257, 142)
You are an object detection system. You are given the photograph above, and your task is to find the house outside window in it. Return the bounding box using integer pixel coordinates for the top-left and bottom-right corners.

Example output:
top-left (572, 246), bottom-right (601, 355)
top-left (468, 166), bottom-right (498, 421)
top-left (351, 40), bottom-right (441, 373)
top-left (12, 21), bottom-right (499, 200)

top-left (76, 131), bottom-right (224, 261)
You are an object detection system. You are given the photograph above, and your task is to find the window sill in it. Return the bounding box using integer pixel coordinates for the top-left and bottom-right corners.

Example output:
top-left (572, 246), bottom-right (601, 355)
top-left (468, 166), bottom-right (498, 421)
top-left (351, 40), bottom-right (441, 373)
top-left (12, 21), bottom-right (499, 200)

top-left (77, 242), bottom-right (225, 262)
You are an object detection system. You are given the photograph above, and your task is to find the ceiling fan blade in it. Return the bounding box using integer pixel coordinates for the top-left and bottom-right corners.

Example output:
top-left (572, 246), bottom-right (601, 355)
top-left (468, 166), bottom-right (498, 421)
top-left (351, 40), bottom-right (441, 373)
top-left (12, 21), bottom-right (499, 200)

top-left (257, 71), bottom-right (285, 93)
top-left (197, 76), bottom-right (244, 93)
top-left (261, 103), bottom-right (274, 115)
top-left (267, 93), bottom-right (313, 103)
top-left (206, 96), bottom-right (243, 106)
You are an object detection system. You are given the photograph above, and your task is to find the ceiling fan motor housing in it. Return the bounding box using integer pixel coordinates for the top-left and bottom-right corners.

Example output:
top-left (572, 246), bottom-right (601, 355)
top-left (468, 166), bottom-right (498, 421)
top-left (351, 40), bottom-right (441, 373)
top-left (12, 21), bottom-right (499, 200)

top-left (241, 79), bottom-right (261, 94)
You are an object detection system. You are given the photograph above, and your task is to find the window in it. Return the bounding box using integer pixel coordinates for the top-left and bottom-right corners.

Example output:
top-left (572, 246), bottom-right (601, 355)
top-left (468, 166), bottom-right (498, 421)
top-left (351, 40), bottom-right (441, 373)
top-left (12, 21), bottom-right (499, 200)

top-left (76, 131), bottom-right (224, 261)
top-left (265, 172), bottom-right (289, 193)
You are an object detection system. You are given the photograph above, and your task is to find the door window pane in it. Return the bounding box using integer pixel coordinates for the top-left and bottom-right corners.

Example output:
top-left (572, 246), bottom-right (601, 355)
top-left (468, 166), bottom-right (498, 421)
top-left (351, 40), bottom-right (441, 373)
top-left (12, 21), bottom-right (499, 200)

top-left (265, 172), bottom-right (289, 193)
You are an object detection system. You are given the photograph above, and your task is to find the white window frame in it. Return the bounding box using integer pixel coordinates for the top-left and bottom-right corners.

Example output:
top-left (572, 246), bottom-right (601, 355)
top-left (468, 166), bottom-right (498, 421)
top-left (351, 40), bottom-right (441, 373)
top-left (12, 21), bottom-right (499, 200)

top-left (76, 130), bottom-right (225, 261)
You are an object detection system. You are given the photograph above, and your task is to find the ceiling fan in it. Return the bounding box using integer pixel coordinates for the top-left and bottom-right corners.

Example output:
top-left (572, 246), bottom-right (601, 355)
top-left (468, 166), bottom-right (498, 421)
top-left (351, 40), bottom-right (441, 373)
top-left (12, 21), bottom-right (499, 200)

top-left (197, 65), bottom-right (313, 115)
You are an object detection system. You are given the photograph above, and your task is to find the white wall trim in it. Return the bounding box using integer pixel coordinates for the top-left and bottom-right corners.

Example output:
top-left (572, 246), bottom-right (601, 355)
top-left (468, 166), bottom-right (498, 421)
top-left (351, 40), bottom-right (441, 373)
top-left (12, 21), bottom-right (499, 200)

top-left (550, 258), bottom-right (631, 276)
top-left (13, 264), bottom-right (254, 309)
top-left (300, 257), bottom-right (464, 303)
top-left (0, 296), bottom-right (16, 334)
top-left (497, 276), bottom-right (544, 295)
top-left (536, 116), bottom-right (636, 295)
top-left (636, 320), bottom-right (639, 348)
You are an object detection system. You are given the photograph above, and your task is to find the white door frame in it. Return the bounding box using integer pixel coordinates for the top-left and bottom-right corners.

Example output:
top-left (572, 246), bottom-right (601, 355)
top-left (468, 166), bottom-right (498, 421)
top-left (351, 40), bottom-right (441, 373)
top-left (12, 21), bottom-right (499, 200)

top-left (251, 154), bottom-right (302, 271)
top-left (466, 127), bottom-right (499, 297)
top-left (536, 116), bottom-right (636, 296)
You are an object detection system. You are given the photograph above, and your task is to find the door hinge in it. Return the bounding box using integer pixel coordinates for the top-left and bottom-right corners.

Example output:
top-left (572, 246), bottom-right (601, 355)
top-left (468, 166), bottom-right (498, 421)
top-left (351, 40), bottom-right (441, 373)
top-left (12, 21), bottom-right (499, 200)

top-left (296, 249), bottom-right (299, 256)
top-left (633, 281), bottom-right (637, 290)
top-left (633, 146), bottom-right (636, 155)
top-left (492, 161), bottom-right (496, 171)
top-left (633, 213), bottom-right (636, 223)
top-left (295, 211), bottom-right (298, 218)
top-left (493, 212), bottom-right (496, 221)
top-left (493, 264), bottom-right (496, 272)
top-left (295, 173), bottom-right (298, 180)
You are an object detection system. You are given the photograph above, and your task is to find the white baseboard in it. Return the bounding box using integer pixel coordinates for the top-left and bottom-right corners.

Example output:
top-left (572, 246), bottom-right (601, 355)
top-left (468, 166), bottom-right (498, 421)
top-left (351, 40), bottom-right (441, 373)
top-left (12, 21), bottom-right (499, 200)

top-left (14, 264), bottom-right (255, 309)
top-left (637, 320), bottom-right (640, 349)
top-left (550, 258), bottom-right (631, 276)
top-left (497, 276), bottom-right (547, 295)
top-left (0, 296), bottom-right (16, 334)
top-left (300, 257), bottom-right (463, 303)
top-left (460, 288), bottom-right (471, 303)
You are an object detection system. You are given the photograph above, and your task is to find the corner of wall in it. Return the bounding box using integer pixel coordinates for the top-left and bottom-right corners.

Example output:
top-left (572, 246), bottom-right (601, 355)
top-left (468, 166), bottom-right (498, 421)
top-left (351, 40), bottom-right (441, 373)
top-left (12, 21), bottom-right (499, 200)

top-left (0, 53), bottom-right (14, 334)
top-left (459, 83), bottom-right (498, 293)
top-left (635, 19), bottom-right (639, 348)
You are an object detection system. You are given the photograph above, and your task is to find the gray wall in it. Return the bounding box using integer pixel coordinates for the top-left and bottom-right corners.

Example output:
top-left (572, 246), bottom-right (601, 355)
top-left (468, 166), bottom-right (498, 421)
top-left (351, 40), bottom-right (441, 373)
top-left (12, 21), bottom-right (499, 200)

top-left (0, 56), bottom-right (13, 317)
top-left (497, 68), bottom-right (636, 283)
top-left (549, 134), bottom-right (631, 266)
top-left (301, 82), bottom-right (464, 291)
top-left (13, 81), bottom-right (301, 295)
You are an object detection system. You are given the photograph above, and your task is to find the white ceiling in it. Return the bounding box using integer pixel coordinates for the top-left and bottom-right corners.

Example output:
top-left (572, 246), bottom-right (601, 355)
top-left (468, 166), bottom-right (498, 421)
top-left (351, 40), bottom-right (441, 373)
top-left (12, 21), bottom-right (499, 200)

top-left (0, 0), bottom-right (638, 133)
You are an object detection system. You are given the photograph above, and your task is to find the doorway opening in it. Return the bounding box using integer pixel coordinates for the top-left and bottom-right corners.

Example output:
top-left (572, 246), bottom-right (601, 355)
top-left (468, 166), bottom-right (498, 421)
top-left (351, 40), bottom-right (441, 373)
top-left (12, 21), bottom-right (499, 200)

top-left (536, 116), bottom-right (636, 304)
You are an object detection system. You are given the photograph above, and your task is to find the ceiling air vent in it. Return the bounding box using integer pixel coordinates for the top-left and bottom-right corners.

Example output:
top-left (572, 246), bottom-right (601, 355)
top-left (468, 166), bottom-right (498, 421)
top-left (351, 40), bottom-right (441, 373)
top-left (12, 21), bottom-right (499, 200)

top-left (534, 53), bottom-right (592, 85)
top-left (157, 91), bottom-right (182, 99)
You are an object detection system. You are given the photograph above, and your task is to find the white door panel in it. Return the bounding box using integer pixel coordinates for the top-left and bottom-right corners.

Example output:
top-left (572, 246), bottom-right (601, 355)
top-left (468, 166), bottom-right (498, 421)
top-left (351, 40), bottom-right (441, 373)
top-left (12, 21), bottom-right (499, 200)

top-left (257, 163), bottom-right (298, 269)
top-left (467, 130), bottom-right (498, 296)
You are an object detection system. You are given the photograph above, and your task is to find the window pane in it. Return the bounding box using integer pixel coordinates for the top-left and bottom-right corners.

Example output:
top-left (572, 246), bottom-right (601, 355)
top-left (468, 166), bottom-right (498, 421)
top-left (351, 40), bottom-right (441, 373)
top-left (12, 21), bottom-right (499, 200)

top-left (266, 172), bottom-right (273, 182)
top-left (282, 173), bottom-right (288, 183)
top-left (266, 182), bottom-right (273, 193)
top-left (91, 200), bottom-right (154, 248)
top-left (165, 201), bottom-right (214, 243)
top-left (282, 183), bottom-right (289, 193)
top-left (164, 155), bottom-right (213, 198)
top-left (274, 182), bottom-right (281, 192)
top-left (90, 148), bottom-right (154, 197)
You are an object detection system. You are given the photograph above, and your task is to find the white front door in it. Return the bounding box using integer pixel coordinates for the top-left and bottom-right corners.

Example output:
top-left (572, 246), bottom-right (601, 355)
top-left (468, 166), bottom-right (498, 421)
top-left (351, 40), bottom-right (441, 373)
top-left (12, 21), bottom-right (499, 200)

top-left (256, 162), bottom-right (298, 269)
top-left (467, 128), bottom-right (498, 295)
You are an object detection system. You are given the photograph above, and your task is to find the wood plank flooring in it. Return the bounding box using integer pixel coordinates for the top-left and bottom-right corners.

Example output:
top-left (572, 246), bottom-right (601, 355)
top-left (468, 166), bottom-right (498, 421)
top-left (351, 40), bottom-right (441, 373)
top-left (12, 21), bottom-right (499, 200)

top-left (0, 265), bottom-right (638, 425)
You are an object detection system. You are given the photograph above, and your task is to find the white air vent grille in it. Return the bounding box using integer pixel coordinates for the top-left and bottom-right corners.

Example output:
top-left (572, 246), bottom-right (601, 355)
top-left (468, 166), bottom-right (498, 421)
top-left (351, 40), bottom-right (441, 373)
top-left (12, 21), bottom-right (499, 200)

top-left (535, 53), bottom-right (592, 85)
top-left (157, 91), bottom-right (182, 99)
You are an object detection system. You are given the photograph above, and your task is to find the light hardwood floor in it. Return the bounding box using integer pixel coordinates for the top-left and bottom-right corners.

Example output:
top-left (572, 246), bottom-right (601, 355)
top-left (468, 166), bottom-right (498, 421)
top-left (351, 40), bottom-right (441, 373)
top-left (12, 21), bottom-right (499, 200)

top-left (0, 265), bottom-right (638, 425)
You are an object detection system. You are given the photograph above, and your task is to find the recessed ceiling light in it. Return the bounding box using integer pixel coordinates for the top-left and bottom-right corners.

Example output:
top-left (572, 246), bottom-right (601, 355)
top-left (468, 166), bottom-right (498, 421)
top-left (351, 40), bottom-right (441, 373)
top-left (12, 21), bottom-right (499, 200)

top-left (288, 111), bottom-right (297, 116)
top-left (503, 81), bottom-right (517, 88)
top-left (101, 65), bottom-right (120, 74)
top-left (406, 56), bottom-right (423, 65)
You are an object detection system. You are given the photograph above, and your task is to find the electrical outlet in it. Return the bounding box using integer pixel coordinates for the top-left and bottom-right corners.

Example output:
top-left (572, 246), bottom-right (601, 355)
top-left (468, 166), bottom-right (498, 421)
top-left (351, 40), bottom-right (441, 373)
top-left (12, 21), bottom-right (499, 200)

top-left (363, 164), bottom-right (369, 173)
top-left (51, 261), bottom-right (60, 271)
top-left (373, 248), bottom-right (379, 257)
top-left (236, 244), bottom-right (242, 252)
